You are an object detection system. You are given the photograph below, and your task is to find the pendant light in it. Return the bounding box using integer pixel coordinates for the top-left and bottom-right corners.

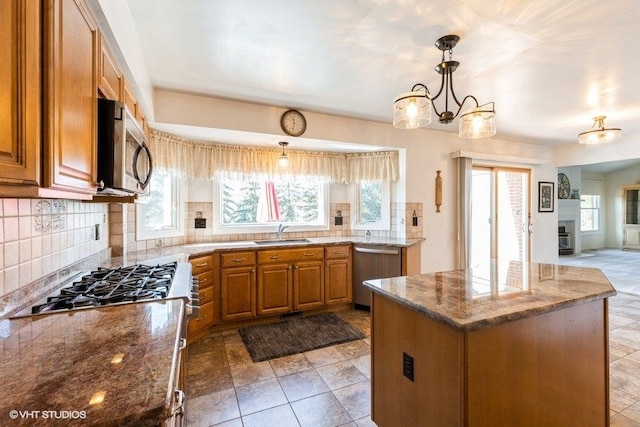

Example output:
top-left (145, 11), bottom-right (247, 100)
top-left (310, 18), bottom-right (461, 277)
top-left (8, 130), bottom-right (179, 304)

top-left (577, 116), bottom-right (621, 145)
top-left (392, 35), bottom-right (496, 139)
top-left (278, 142), bottom-right (289, 168)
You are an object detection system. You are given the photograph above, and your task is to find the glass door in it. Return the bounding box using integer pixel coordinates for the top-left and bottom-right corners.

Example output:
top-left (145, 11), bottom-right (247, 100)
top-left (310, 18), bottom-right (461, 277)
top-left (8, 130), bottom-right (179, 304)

top-left (471, 167), bottom-right (531, 284)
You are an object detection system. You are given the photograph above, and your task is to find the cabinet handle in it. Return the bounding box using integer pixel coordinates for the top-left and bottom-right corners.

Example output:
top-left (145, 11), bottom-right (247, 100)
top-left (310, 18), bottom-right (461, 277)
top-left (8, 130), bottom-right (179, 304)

top-left (200, 277), bottom-right (207, 284)
top-left (232, 258), bottom-right (246, 262)
top-left (179, 338), bottom-right (187, 351)
top-left (269, 255), bottom-right (281, 259)
top-left (303, 252), bottom-right (315, 257)
top-left (332, 251), bottom-right (343, 254)
top-left (195, 262), bottom-right (208, 267)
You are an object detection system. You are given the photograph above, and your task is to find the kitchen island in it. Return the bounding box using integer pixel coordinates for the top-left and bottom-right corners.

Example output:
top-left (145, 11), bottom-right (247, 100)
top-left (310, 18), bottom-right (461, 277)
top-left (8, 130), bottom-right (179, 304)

top-left (363, 262), bottom-right (616, 427)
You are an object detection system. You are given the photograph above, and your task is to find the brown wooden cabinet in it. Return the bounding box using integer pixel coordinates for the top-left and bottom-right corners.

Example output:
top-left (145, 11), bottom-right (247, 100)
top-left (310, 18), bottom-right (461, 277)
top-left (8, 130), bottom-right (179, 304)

top-left (324, 245), bottom-right (352, 304)
top-left (188, 254), bottom-right (220, 336)
top-left (220, 252), bottom-right (256, 321)
top-left (0, 0), bottom-right (41, 188)
top-left (42, 0), bottom-right (98, 196)
top-left (98, 34), bottom-right (123, 101)
top-left (293, 260), bottom-right (324, 310)
top-left (256, 262), bottom-right (293, 316)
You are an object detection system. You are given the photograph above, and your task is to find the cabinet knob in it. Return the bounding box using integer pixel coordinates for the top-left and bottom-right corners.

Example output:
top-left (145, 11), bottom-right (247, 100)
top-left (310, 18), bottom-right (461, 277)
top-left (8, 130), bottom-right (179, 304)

top-left (95, 180), bottom-right (105, 190)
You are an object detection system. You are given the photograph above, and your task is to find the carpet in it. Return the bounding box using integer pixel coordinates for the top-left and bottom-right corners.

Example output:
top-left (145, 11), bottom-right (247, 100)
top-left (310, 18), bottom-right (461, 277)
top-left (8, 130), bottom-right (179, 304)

top-left (238, 312), bottom-right (366, 362)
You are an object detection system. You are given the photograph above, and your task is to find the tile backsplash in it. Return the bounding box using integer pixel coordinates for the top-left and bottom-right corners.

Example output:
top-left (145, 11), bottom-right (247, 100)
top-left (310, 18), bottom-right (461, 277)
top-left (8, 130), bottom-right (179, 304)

top-left (0, 199), bottom-right (109, 299)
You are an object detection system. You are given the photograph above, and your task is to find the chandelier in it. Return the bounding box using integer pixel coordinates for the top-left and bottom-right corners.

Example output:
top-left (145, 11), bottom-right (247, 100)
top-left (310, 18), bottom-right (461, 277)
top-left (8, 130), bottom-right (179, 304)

top-left (577, 116), bottom-right (621, 145)
top-left (392, 35), bottom-right (496, 139)
top-left (278, 141), bottom-right (289, 167)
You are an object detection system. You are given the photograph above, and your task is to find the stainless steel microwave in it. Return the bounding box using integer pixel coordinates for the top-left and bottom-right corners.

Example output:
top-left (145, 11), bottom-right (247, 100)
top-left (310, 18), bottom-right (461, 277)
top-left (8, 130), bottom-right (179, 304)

top-left (97, 99), bottom-right (153, 195)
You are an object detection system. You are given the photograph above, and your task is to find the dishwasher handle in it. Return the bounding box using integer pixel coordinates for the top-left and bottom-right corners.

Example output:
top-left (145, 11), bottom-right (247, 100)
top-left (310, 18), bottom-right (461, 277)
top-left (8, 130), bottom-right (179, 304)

top-left (354, 246), bottom-right (400, 255)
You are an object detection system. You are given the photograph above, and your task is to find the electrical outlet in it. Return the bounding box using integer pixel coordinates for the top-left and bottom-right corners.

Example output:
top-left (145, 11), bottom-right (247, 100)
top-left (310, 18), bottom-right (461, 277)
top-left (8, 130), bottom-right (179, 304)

top-left (403, 352), bottom-right (414, 382)
top-left (195, 218), bottom-right (206, 229)
top-left (95, 224), bottom-right (100, 240)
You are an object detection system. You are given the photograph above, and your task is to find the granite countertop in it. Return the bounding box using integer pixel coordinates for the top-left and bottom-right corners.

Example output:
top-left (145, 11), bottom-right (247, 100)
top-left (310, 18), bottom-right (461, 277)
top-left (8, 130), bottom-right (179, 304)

top-left (104, 236), bottom-right (425, 268)
top-left (0, 299), bottom-right (185, 426)
top-left (363, 262), bottom-right (617, 331)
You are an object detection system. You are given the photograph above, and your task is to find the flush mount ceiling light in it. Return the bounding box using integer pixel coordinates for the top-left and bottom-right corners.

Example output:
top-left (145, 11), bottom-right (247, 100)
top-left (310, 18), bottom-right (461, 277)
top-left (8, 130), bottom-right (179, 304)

top-left (278, 141), bottom-right (289, 168)
top-left (392, 34), bottom-right (496, 139)
top-left (577, 116), bottom-right (621, 145)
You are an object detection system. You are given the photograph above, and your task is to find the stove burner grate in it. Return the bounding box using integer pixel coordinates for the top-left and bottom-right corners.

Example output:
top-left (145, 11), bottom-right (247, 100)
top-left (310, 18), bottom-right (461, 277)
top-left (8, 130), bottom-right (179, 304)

top-left (30, 262), bottom-right (177, 314)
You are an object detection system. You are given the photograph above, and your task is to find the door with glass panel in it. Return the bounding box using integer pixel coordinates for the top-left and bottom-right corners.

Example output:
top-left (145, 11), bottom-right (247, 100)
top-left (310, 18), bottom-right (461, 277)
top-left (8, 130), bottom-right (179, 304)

top-left (471, 167), bottom-right (531, 283)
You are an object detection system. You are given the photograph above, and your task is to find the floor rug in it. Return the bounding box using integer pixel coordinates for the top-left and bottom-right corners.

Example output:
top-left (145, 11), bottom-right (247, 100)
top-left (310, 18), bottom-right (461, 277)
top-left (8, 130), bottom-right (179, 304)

top-left (238, 312), bottom-right (366, 362)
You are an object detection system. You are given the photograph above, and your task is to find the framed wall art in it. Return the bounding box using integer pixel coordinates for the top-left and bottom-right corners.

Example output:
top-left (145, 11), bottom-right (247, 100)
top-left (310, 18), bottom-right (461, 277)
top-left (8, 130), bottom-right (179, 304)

top-left (538, 181), bottom-right (554, 212)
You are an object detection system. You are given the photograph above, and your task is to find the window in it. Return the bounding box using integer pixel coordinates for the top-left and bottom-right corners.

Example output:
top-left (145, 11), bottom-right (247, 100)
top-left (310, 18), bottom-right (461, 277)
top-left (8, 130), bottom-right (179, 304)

top-left (351, 180), bottom-right (390, 231)
top-left (581, 194), bottom-right (600, 232)
top-left (215, 177), bottom-right (328, 233)
top-left (136, 169), bottom-right (184, 240)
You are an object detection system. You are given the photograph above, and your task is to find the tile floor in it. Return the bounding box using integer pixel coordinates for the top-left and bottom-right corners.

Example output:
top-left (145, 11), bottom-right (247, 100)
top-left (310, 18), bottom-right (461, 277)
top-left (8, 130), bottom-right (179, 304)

top-left (186, 294), bottom-right (640, 426)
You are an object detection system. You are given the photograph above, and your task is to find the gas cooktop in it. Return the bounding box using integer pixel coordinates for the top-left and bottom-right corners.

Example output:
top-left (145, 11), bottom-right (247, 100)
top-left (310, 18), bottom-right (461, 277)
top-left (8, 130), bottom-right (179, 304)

top-left (29, 262), bottom-right (178, 315)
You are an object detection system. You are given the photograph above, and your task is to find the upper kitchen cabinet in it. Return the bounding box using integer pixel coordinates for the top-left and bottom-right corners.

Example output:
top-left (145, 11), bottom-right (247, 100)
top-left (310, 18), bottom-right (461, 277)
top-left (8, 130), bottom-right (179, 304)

top-left (0, 0), bottom-right (41, 187)
top-left (42, 0), bottom-right (99, 197)
top-left (98, 34), bottom-right (123, 101)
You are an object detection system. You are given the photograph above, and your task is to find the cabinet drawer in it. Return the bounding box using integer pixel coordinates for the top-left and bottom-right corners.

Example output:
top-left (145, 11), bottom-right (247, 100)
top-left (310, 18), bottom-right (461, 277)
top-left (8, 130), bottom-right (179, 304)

top-left (221, 251), bottom-right (256, 267)
top-left (324, 245), bottom-right (351, 259)
top-left (188, 301), bottom-right (214, 334)
top-left (199, 285), bottom-right (214, 305)
top-left (196, 271), bottom-right (215, 289)
top-left (190, 254), bottom-right (215, 275)
top-left (258, 247), bottom-right (323, 264)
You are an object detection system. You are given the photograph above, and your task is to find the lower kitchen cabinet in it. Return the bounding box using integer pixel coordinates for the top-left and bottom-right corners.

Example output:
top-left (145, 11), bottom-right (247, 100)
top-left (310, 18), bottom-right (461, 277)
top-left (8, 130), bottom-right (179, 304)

top-left (293, 260), bottom-right (324, 310)
top-left (221, 266), bottom-right (256, 321)
top-left (257, 263), bottom-right (293, 316)
top-left (188, 254), bottom-right (220, 336)
top-left (325, 245), bottom-right (352, 305)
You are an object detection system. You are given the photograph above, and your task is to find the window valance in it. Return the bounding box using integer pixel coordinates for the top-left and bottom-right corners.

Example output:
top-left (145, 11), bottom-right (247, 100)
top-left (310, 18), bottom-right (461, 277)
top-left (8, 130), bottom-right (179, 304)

top-left (150, 129), bottom-right (399, 183)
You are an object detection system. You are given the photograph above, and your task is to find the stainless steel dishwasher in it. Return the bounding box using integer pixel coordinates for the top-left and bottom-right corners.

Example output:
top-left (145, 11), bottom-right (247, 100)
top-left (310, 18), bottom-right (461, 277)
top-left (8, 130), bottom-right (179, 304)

top-left (352, 244), bottom-right (402, 308)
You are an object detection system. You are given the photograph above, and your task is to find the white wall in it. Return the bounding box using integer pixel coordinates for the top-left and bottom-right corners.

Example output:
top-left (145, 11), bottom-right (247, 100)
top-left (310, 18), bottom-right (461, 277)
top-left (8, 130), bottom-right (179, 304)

top-left (156, 90), bottom-right (559, 273)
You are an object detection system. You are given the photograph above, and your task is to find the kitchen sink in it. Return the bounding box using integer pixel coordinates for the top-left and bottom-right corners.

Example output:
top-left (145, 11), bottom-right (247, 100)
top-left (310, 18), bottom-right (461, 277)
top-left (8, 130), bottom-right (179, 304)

top-left (253, 238), bottom-right (311, 245)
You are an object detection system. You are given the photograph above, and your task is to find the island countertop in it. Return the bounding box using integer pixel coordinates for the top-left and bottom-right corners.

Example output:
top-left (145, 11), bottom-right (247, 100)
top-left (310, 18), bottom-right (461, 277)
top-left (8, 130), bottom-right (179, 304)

top-left (0, 299), bottom-right (184, 426)
top-left (363, 262), bottom-right (617, 331)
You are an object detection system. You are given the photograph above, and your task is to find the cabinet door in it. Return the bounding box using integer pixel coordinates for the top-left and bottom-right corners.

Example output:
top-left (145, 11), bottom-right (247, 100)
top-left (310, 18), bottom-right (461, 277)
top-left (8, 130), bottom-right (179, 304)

top-left (0, 0), bottom-right (40, 186)
top-left (221, 266), bottom-right (256, 321)
top-left (293, 260), bottom-right (324, 310)
top-left (325, 258), bottom-right (352, 304)
top-left (43, 0), bottom-right (98, 194)
top-left (98, 34), bottom-right (123, 101)
top-left (257, 263), bottom-right (292, 316)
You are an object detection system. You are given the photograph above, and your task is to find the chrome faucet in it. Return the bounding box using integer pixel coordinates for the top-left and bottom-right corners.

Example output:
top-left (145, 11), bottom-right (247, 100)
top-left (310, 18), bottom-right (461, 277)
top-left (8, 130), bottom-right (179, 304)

top-left (276, 223), bottom-right (289, 240)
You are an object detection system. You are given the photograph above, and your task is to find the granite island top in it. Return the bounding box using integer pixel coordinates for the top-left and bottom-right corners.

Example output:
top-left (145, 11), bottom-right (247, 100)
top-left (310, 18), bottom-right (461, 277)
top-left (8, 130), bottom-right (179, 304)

top-left (0, 299), bottom-right (184, 426)
top-left (363, 262), bottom-right (617, 331)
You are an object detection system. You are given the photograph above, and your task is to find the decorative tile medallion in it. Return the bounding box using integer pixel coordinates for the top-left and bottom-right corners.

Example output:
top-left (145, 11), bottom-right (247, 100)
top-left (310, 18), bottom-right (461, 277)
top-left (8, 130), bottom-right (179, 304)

top-left (34, 200), bottom-right (66, 232)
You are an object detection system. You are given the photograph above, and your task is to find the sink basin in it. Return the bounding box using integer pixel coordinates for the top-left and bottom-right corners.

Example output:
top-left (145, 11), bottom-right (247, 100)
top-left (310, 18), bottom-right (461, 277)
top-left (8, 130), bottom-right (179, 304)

top-left (253, 238), bottom-right (311, 245)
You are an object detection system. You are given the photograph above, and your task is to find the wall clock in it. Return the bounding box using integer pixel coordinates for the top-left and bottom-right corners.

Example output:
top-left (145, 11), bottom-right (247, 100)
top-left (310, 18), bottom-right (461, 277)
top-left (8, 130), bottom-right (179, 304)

top-left (558, 173), bottom-right (571, 199)
top-left (280, 109), bottom-right (306, 137)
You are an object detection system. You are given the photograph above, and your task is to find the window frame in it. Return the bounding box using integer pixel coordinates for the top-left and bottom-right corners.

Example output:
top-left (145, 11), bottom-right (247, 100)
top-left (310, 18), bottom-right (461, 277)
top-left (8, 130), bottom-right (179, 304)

top-left (350, 179), bottom-right (391, 231)
top-left (136, 172), bottom-right (185, 240)
top-left (211, 177), bottom-right (330, 235)
top-left (580, 194), bottom-right (601, 233)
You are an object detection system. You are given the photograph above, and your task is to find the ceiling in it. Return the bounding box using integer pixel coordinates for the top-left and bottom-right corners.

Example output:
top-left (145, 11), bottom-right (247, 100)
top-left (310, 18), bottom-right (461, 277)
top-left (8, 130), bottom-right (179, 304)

top-left (124, 0), bottom-right (640, 151)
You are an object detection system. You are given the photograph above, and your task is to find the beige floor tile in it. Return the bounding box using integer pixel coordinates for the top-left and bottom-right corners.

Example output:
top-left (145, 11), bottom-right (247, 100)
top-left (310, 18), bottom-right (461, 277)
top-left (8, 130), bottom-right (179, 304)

top-left (269, 353), bottom-right (313, 377)
top-left (236, 378), bottom-right (288, 416)
top-left (230, 360), bottom-right (275, 387)
top-left (304, 345), bottom-right (346, 368)
top-left (316, 360), bottom-right (367, 390)
top-left (278, 369), bottom-right (330, 402)
top-left (186, 388), bottom-right (240, 427)
top-left (350, 355), bottom-right (371, 379)
top-left (290, 392), bottom-right (353, 426)
top-left (241, 403), bottom-right (301, 427)
top-left (333, 380), bottom-right (371, 420)
top-left (335, 339), bottom-right (370, 360)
